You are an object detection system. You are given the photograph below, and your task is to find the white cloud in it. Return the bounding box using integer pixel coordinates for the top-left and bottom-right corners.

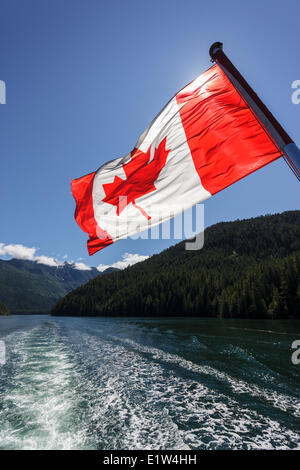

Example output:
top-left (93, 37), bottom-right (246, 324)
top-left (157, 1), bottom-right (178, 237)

top-left (97, 252), bottom-right (149, 272)
top-left (35, 255), bottom-right (61, 267)
top-left (73, 262), bottom-right (92, 271)
top-left (0, 242), bottom-right (91, 270)
top-left (0, 243), bottom-right (150, 273)
top-left (0, 243), bottom-right (36, 260)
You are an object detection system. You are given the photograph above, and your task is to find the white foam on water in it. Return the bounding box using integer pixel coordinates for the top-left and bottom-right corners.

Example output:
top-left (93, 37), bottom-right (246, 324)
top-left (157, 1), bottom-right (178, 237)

top-left (1, 321), bottom-right (299, 450)
top-left (0, 325), bottom-right (90, 450)
top-left (62, 330), bottom-right (300, 450)
top-left (66, 332), bottom-right (189, 450)
top-left (107, 336), bottom-right (300, 432)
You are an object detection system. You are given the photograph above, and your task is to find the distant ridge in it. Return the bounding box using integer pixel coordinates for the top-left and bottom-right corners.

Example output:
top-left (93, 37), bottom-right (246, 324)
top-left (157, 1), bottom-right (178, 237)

top-left (52, 211), bottom-right (300, 319)
top-left (0, 259), bottom-right (118, 314)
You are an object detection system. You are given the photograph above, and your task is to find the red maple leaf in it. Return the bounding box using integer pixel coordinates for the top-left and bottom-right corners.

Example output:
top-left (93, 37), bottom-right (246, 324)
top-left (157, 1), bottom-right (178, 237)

top-left (102, 137), bottom-right (170, 219)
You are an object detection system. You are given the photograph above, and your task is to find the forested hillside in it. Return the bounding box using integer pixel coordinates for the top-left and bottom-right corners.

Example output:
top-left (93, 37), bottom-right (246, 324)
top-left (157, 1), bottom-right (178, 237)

top-left (0, 259), bottom-right (111, 314)
top-left (52, 211), bottom-right (300, 319)
top-left (0, 301), bottom-right (10, 316)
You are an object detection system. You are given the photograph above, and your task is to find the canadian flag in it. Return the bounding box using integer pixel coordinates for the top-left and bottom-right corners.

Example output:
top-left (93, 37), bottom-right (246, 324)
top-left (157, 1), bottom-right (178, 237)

top-left (72, 64), bottom-right (282, 255)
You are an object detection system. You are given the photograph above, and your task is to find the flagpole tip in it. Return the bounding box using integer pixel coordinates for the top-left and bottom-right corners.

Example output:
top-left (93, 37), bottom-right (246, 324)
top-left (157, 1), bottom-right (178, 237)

top-left (209, 42), bottom-right (223, 61)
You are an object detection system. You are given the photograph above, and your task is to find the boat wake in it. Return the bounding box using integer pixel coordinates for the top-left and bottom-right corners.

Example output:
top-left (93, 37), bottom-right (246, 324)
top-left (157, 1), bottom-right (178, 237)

top-left (0, 317), bottom-right (299, 450)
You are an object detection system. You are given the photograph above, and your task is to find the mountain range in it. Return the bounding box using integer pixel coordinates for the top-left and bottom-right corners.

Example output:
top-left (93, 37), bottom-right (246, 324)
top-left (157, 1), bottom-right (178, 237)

top-left (51, 211), bottom-right (300, 319)
top-left (0, 259), bottom-right (117, 314)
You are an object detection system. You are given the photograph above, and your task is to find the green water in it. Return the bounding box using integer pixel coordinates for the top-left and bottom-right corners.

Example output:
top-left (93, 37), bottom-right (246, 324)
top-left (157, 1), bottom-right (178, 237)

top-left (0, 315), bottom-right (299, 449)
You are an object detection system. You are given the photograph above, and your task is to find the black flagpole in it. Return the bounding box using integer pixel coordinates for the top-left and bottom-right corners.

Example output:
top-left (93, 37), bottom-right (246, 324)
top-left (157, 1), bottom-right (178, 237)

top-left (209, 42), bottom-right (300, 181)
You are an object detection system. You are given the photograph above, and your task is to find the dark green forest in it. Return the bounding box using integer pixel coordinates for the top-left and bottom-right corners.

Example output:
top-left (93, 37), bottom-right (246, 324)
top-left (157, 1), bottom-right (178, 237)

top-left (0, 301), bottom-right (10, 316)
top-left (52, 211), bottom-right (300, 319)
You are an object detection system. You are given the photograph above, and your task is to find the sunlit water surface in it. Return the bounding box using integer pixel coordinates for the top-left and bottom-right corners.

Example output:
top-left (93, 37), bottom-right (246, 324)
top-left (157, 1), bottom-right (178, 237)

top-left (0, 315), bottom-right (299, 450)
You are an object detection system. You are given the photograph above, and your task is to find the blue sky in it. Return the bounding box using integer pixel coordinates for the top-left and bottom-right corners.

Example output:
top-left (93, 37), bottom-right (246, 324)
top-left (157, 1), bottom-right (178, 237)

top-left (0, 0), bottom-right (299, 269)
